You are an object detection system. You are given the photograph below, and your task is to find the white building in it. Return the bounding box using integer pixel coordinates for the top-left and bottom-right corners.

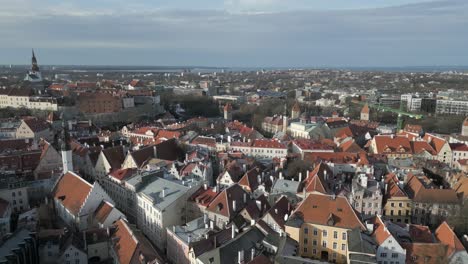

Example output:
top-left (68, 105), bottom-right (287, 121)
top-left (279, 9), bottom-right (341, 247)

top-left (436, 99), bottom-right (468, 115)
top-left (136, 177), bottom-right (193, 251)
top-left (370, 216), bottom-right (406, 264)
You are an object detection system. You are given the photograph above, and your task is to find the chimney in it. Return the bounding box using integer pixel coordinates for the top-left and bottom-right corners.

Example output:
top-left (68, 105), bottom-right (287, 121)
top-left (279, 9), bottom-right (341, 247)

top-left (250, 219), bottom-right (256, 226)
top-left (251, 248), bottom-right (255, 261)
top-left (299, 172), bottom-right (303, 182)
top-left (153, 145), bottom-right (157, 158)
top-left (279, 172), bottom-right (283, 179)
top-left (232, 227), bottom-right (236, 239)
top-left (210, 220), bottom-right (214, 230)
top-left (238, 249), bottom-right (244, 264)
top-left (204, 213), bottom-right (208, 224)
top-left (243, 193), bottom-right (247, 203)
top-left (188, 235), bottom-right (191, 244)
top-left (204, 183), bottom-right (208, 190)
top-left (243, 163), bottom-right (247, 172)
top-left (162, 188), bottom-right (166, 198)
top-left (233, 200), bottom-right (237, 212)
top-left (256, 200), bottom-right (262, 211)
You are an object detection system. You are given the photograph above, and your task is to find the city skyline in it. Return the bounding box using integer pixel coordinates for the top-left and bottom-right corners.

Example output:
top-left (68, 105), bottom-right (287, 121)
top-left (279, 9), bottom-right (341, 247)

top-left (0, 0), bottom-right (467, 67)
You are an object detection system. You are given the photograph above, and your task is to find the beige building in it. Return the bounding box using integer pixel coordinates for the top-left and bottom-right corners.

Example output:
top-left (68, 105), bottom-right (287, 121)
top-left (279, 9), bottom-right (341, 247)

top-left (16, 117), bottom-right (52, 141)
top-left (285, 193), bottom-right (365, 263)
top-left (0, 87), bottom-right (58, 111)
top-left (383, 174), bottom-right (412, 223)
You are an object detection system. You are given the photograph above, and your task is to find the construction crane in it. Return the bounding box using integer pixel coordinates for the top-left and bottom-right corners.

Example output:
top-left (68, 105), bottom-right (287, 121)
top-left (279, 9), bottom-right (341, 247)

top-left (352, 100), bottom-right (424, 130)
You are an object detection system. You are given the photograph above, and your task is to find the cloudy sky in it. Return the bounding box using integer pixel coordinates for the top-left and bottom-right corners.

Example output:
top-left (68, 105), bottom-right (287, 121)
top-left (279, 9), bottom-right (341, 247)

top-left (0, 0), bottom-right (467, 67)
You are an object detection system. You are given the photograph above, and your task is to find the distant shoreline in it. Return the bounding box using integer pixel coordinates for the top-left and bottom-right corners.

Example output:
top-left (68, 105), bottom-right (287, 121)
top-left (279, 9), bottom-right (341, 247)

top-left (1, 65), bottom-right (468, 73)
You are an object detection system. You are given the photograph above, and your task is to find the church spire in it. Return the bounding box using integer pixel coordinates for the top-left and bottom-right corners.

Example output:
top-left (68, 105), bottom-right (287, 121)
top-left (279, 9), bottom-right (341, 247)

top-left (31, 49), bottom-right (39, 72)
top-left (61, 121), bottom-right (73, 174)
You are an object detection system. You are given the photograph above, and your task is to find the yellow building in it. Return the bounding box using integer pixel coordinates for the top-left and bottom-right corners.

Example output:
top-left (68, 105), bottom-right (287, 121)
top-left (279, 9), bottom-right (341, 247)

top-left (383, 174), bottom-right (412, 223)
top-left (285, 193), bottom-right (365, 263)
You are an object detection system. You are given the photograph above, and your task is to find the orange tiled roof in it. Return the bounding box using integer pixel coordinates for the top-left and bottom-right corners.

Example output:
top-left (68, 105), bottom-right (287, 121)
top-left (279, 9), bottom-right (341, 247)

top-left (206, 184), bottom-right (249, 219)
top-left (293, 192), bottom-right (365, 230)
top-left (435, 221), bottom-right (466, 258)
top-left (405, 174), bottom-right (459, 204)
top-left (54, 172), bottom-right (93, 216)
top-left (373, 135), bottom-right (412, 154)
top-left (402, 243), bottom-right (448, 264)
top-left (94, 201), bottom-right (114, 224)
top-left (370, 215), bottom-right (391, 245)
top-left (112, 219), bottom-right (139, 264)
top-left (361, 104), bottom-right (370, 114)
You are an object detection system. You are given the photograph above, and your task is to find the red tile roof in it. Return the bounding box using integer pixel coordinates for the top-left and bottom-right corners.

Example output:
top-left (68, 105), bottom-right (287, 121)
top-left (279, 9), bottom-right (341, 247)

top-left (292, 102), bottom-right (301, 112)
top-left (405, 174), bottom-right (459, 204)
top-left (293, 193), bottom-right (365, 230)
top-left (264, 196), bottom-right (292, 229)
top-left (190, 186), bottom-right (219, 207)
top-left (435, 221), bottom-right (466, 259)
top-left (112, 219), bottom-right (139, 264)
top-left (192, 136), bottom-right (217, 148)
top-left (402, 243), bottom-right (448, 264)
top-left (206, 184), bottom-right (249, 219)
top-left (54, 172), bottom-right (93, 216)
top-left (409, 224), bottom-right (434, 243)
top-left (373, 135), bottom-right (412, 154)
top-left (302, 163), bottom-right (332, 194)
top-left (94, 201), bottom-right (114, 224)
top-left (22, 117), bottom-right (50, 132)
top-left (238, 167), bottom-right (261, 192)
top-left (109, 168), bottom-right (137, 181)
top-left (361, 104), bottom-right (370, 114)
top-left (370, 215), bottom-right (391, 245)
top-left (292, 139), bottom-right (334, 151)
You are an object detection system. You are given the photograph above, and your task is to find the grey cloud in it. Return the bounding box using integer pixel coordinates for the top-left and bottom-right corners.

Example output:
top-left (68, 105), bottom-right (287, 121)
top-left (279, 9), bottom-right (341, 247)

top-left (0, 0), bottom-right (466, 66)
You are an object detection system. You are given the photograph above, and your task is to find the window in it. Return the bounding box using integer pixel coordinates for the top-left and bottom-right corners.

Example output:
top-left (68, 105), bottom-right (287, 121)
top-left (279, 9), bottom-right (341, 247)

top-left (333, 231), bottom-right (338, 239)
top-left (304, 238), bottom-right (308, 244)
top-left (313, 249), bottom-right (317, 255)
top-left (342, 244), bottom-right (346, 250)
top-left (392, 253), bottom-right (398, 258)
top-left (322, 241), bottom-right (327, 247)
top-left (304, 228), bottom-right (309, 234)
top-left (333, 242), bottom-right (337, 249)
top-left (323, 230), bottom-right (327, 237)
top-left (313, 240), bottom-right (317, 246)
top-left (65, 254), bottom-right (70, 258)
top-left (303, 247), bottom-right (308, 253)
top-left (342, 232), bottom-right (347, 240)
top-left (313, 228), bottom-right (318, 236)
top-left (381, 253), bottom-right (387, 258)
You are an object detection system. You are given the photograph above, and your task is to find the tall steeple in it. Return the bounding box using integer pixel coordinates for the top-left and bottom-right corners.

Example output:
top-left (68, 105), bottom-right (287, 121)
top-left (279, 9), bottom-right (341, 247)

top-left (61, 121), bottom-right (73, 174)
top-left (31, 49), bottom-right (40, 72)
top-left (283, 102), bottom-right (288, 134)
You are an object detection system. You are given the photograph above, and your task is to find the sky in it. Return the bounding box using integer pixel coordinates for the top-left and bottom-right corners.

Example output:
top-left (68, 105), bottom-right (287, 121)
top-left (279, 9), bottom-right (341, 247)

top-left (0, 0), bottom-right (467, 67)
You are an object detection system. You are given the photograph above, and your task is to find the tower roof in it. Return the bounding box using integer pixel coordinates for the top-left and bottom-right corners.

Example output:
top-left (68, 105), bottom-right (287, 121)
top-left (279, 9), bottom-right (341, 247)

top-left (61, 121), bottom-right (71, 151)
top-left (292, 101), bottom-right (301, 112)
top-left (31, 49), bottom-right (40, 72)
top-left (224, 103), bottom-right (232, 111)
top-left (361, 104), bottom-right (370, 114)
